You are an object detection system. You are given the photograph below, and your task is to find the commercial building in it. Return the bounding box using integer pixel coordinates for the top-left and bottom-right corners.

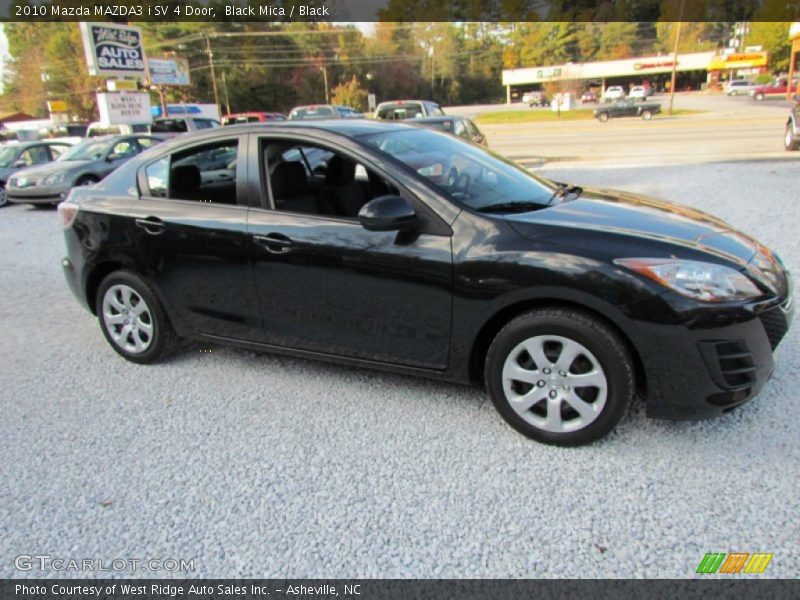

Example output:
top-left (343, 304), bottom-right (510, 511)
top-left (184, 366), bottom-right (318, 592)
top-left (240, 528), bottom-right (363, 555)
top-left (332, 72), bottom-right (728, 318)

top-left (502, 50), bottom-right (769, 102)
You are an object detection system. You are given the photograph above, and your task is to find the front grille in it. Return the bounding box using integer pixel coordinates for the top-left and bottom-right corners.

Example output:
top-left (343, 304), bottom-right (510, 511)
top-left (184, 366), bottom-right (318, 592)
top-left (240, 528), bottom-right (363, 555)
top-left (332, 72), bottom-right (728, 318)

top-left (759, 308), bottom-right (789, 350)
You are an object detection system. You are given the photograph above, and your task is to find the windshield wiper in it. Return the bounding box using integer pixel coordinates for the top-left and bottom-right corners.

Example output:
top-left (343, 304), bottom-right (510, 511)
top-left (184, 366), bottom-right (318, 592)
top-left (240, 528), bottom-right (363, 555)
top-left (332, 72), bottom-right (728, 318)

top-left (546, 183), bottom-right (583, 205)
top-left (475, 201), bottom-right (544, 214)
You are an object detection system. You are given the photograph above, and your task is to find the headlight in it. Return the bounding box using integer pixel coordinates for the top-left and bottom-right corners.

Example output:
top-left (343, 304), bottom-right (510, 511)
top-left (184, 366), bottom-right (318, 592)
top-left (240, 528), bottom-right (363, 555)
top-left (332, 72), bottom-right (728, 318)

top-left (615, 258), bottom-right (762, 302)
top-left (42, 173), bottom-right (65, 186)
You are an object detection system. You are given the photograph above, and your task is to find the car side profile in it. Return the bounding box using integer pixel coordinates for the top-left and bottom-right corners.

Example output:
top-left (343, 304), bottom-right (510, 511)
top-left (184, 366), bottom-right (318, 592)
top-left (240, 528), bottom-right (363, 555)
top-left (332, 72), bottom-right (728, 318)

top-left (7, 135), bottom-right (163, 206)
top-left (595, 100), bottom-right (661, 122)
top-left (59, 122), bottom-right (792, 446)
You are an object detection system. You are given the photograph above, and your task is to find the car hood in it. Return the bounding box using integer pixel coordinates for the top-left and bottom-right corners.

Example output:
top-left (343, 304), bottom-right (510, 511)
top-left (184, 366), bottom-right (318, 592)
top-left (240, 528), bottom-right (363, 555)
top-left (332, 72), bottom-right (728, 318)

top-left (506, 186), bottom-right (760, 266)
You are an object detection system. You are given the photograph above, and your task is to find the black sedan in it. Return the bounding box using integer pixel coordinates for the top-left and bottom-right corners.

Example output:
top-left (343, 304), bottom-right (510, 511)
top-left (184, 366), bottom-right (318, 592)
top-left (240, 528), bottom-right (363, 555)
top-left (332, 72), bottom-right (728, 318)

top-left (595, 100), bottom-right (661, 122)
top-left (58, 122), bottom-right (792, 446)
top-left (409, 116), bottom-right (488, 146)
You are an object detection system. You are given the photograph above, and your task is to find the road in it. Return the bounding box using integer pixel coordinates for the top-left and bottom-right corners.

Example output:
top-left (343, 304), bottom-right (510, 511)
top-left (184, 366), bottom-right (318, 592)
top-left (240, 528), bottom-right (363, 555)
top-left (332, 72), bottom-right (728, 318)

top-left (1, 160), bottom-right (798, 578)
top-left (447, 92), bottom-right (797, 166)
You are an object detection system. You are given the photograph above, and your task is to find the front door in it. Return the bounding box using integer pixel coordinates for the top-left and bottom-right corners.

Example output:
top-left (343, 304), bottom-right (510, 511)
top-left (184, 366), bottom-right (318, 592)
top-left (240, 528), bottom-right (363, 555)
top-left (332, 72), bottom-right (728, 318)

top-left (247, 135), bottom-right (453, 370)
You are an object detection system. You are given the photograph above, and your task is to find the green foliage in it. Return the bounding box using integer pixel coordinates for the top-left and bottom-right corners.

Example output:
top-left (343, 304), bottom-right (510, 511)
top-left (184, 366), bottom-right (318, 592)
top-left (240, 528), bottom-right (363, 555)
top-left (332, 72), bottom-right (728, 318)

top-left (331, 76), bottom-right (368, 111)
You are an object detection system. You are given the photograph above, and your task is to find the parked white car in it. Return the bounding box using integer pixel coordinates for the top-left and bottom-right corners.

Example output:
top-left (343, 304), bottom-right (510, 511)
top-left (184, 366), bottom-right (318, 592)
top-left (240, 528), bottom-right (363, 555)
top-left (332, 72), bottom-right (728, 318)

top-left (628, 86), bottom-right (648, 100)
top-left (723, 80), bottom-right (758, 96)
top-left (603, 86), bottom-right (626, 102)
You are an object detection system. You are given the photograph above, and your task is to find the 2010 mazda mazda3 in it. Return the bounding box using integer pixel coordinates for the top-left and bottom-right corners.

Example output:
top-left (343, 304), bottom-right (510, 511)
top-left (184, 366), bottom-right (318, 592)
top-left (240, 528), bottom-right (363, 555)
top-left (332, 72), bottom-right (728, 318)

top-left (59, 121), bottom-right (793, 445)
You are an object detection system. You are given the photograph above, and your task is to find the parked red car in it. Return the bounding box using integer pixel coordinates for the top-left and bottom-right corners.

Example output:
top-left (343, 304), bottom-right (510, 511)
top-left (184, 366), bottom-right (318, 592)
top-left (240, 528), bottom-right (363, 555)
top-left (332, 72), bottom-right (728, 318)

top-left (221, 112), bottom-right (286, 125)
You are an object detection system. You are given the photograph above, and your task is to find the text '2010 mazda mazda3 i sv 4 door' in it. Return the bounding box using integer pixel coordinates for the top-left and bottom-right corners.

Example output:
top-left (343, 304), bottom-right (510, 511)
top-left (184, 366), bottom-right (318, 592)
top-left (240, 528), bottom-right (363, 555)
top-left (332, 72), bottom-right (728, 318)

top-left (58, 122), bottom-right (793, 445)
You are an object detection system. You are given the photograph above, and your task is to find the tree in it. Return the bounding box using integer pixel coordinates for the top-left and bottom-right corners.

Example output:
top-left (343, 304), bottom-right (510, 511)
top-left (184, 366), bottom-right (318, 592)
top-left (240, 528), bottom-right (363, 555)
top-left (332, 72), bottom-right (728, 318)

top-left (331, 76), bottom-right (368, 111)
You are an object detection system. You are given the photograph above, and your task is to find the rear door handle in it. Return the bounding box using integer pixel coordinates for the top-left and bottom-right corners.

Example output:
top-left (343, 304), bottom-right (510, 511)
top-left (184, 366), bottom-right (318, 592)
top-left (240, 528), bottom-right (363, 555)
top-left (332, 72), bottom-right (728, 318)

top-left (253, 233), bottom-right (293, 254)
top-left (135, 217), bottom-right (165, 235)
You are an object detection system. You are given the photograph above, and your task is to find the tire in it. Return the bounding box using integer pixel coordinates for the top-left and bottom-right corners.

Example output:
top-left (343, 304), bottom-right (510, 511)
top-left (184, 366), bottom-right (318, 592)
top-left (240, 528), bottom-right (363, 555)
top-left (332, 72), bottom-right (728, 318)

top-left (485, 308), bottom-right (634, 446)
top-left (597, 112), bottom-right (609, 122)
top-left (785, 123), bottom-right (800, 151)
top-left (0, 184), bottom-right (6, 208)
top-left (76, 175), bottom-right (100, 187)
top-left (754, 92), bottom-right (765, 101)
top-left (641, 110), bottom-right (653, 120)
top-left (96, 270), bottom-right (177, 364)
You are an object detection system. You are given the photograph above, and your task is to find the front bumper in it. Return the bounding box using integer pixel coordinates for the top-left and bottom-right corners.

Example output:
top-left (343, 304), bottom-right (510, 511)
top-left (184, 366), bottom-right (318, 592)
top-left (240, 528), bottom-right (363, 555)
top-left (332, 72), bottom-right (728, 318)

top-left (8, 184), bottom-right (69, 205)
top-left (635, 295), bottom-right (792, 420)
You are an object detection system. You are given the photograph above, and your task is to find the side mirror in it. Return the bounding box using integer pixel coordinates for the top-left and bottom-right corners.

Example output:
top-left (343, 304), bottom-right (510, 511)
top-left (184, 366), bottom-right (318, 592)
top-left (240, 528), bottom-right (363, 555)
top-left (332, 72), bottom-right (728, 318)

top-left (358, 195), bottom-right (417, 232)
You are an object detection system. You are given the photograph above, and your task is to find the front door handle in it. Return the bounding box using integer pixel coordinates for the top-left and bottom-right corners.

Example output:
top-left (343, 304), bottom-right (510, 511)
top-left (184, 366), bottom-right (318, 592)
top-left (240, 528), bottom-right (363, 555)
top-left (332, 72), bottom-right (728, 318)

top-left (253, 233), bottom-right (293, 254)
top-left (135, 217), bottom-right (165, 235)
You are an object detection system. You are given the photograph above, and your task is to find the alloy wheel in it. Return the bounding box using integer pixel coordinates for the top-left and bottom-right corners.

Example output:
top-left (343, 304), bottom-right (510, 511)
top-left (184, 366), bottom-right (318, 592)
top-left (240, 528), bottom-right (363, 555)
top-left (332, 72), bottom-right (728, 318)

top-left (101, 284), bottom-right (154, 354)
top-left (501, 335), bottom-right (608, 433)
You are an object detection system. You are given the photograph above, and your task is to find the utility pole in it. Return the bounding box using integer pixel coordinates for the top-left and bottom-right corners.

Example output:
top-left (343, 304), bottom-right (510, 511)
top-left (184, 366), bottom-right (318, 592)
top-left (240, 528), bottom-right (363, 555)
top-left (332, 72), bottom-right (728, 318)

top-left (320, 63), bottom-right (329, 104)
top-left (667, 0), bottom-right (686, 116)
top-left (221, 71), bottom-right (231, 116)
top-left (205, 35), bottom-right (221, 117)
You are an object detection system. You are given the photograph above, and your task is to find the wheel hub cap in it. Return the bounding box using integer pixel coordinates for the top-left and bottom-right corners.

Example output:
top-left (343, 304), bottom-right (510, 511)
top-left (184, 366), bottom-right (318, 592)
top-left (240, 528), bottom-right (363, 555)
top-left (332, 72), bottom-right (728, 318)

top-left (101, 284), bottom-right (154, 354)
top-left (501, 335), bottom-right (608, 433)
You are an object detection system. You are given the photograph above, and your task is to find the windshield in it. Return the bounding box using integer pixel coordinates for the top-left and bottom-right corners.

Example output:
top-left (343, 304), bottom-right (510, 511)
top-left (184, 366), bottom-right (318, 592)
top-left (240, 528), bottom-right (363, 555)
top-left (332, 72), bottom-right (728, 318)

top-left (0, 146), bottom-right (19, 168)
top-left (359, 128), bottom-right (555, 211)
top-left (58, 140), bottom-right (110, 161)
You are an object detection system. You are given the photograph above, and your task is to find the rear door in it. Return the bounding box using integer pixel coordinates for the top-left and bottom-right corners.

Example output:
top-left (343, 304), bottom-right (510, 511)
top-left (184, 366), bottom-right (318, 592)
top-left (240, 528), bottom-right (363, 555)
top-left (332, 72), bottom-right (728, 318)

top-left (128, 134), bottom-right (263, 341)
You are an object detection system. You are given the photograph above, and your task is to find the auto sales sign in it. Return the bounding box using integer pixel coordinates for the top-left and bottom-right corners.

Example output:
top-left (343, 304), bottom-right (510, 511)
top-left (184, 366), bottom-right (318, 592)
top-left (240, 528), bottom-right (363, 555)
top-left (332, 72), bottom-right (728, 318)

top-left (80, 22), bottom-right (146, 78)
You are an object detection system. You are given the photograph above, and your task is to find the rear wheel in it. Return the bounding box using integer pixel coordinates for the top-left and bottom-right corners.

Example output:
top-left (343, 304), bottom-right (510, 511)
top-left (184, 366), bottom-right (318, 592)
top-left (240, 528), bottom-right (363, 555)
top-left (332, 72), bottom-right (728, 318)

top-left (96, 271), bottom-right (177, 364)
top-left (597, 112), bottom-right (609, 122)
top-left (485, 309), bottom-right (634, 446)
top-left (0, 184), bottom-right (6, 208)
top-left (785, 123), bottom-right (799, 151)
top-left (641, 110), bottom-right (653, 120)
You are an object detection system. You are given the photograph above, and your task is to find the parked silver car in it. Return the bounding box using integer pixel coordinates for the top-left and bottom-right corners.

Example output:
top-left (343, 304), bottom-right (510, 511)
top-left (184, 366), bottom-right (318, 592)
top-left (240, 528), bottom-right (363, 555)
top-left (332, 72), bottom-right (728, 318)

top-left (7, 135), bottom-right (163, 206)
top-left (0, 140), bottom-right (74, 207)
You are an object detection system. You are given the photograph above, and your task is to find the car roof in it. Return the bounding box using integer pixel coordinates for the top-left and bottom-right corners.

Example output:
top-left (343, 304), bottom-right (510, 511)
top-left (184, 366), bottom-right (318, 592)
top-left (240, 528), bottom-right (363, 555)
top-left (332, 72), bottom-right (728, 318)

top-left (150, 120), bottom-right (415, 150)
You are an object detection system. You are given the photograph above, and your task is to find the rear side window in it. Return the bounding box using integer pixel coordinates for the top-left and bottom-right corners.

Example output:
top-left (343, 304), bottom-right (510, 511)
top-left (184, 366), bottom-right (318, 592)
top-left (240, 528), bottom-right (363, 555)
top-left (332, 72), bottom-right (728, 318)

top-left (143, 140), bottom-right (239, 205)
top-left (193, 119), bottom-right (219, 130)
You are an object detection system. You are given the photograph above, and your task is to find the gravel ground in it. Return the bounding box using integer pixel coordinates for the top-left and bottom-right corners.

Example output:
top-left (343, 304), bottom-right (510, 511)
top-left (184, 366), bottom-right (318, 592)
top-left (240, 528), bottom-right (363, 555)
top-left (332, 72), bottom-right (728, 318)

top-left (1, 160), bottom-right (798, 579)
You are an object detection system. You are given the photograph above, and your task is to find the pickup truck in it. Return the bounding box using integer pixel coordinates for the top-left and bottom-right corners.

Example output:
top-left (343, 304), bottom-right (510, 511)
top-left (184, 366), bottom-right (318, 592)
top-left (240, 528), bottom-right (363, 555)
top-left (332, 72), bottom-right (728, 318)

top-left (750, 78), bottom-right (797, 101)
top-left (594, 100), bottom-right (661, 122)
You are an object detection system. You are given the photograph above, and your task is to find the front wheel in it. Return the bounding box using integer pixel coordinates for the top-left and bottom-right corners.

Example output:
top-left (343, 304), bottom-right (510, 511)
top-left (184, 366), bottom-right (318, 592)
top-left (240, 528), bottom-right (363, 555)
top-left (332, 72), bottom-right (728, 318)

top-left (785, 123), bottom-right (799, 151)
top-left (597, 112), bottom-right (609, 122)
top-left (641, 110), bottom-right (653, 120)
top-left (485, 309), bottom-right (634, 446)
top-left (96, 271), bottom-right (177, 364)
top-left (754, 92), bottom-right (765, 101)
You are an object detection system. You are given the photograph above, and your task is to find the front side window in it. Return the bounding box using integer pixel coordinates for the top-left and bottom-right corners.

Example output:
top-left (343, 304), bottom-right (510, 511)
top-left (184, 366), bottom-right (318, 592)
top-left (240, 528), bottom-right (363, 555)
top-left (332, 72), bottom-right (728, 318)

top-left (111, 141), bottom-right (137, 160)
top-left (143, 140), bottom-right (239, 205)
top-left (19, 146), bottom-right (50, 165)
top-left (262, 139), bottom-right (395, 219)
top-left (359, 128), bottom-right (555, 212)
top-left (137, 137), bottom-right (158, 150)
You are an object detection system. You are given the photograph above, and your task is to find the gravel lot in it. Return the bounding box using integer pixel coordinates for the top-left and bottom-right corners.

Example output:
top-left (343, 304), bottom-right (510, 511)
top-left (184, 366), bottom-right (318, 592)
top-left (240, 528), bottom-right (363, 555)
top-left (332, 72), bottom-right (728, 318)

top-left (1, 160), bottom-right (798, 579)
